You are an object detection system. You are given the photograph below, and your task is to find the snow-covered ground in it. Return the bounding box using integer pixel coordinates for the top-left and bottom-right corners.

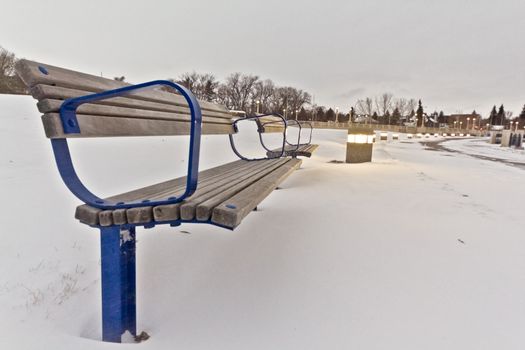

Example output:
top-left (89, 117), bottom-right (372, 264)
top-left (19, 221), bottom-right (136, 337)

top-left (441, 137), bottom-right (525, 164)
top-left (1, 95), bottom-right (524, 349)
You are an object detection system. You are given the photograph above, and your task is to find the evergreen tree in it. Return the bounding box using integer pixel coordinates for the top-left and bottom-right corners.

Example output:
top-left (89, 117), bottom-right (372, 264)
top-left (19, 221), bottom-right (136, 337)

top-left (316, 106), bottom-right (326, 122)
top-left (392, 108), bottom-right (401, 125)
top-left (298, 107), bottom-right (309, 121)
top-left (372, 111), bottom-right (379, 121)
top-left (489, 105), bottom-right (497, 125)
top-left (326, 108), bottom-right (335, 122)
top-left (384, 110), bottom-right (391, 125)
top-left (416, 99), bottom-right (424, 126)
top-left (339, 113), bottom-right (349, 123)
top-left (497, 104), bottom-right (505, 125)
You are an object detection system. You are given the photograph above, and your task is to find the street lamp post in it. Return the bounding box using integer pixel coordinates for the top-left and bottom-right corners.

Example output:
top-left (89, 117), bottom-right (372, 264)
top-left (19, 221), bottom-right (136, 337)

top-left (295, 109), bottom-right (299, 121)
top-left (460, 121), bottom-right (463, 130)
top-left (466, 117), bottom-right (470, 130)
top-left (256, 100), bottom-right (260, 114)
top-left (335, 107), bottom-right (339, 124)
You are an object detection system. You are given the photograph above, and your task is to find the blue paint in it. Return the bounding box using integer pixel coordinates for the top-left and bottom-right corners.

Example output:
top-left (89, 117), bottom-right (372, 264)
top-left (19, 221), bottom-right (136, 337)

top-left (51, 80), bottom-right (202, 210)
top-left (100, 226), bottom-right (136, 343)
top-left (226, 204), bottom-right (236, 209)
top-left (38, 65), bottom-right (49, 75)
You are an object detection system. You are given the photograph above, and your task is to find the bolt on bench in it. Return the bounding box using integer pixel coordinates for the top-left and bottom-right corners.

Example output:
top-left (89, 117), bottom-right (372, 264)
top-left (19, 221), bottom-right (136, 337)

top-left (15, 60), bottom-right (314, 343)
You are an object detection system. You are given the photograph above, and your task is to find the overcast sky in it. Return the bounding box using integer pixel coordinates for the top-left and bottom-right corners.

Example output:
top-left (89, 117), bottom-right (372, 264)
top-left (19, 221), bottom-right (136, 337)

top-left (2, 0), bottom-right (524, 116)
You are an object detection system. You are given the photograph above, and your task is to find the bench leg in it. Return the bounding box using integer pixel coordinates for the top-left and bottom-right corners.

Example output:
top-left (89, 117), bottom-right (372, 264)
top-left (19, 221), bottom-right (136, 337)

top-left (100, 226), bottom-right (137, 342)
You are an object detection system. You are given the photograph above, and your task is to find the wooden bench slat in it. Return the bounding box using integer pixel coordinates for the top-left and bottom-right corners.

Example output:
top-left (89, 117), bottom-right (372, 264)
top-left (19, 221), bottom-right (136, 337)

top-left (211, 158), bottom-right (302, 228)
top-left (16, 59), bottom-right (228, 114)
top-left (84, 160), bottom-right (262, 226)
top-left (76, 159), bottom-right (250, 225)
top-left (194, 158), bottom-right (291, 222)
top-left (31, 85), bottom-right (233, 120)
top-left (181, 159), bottom-right (288, 220)
top-left (38, 99), bottom-right (233, 125)
top-left (42, 113), bottom-right (235, 138)
top-left (266, 144), bottom-right (319, 158)
top-left (121, 160), bottom-right (273, 225)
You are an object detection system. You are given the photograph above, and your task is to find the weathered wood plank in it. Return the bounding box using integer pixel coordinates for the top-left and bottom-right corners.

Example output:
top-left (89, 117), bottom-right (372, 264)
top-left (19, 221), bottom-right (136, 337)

top-left (74, 206), bottom-right (101, 226)
top-left (37, 99), bottom-right (233, 124)
top-left (31, 86), bottom-right (233, 120)
top-left (266, 144), bottom-right (319, 158)
top-left (120, 159), bottom-right (267, 225)
top-left (211, 159), bottom-right (302, 228)
top-left (75, 159), bottom-right (248, 225)
top-left (126, 160), bottom-right (267, 224)
top-left (180, 159), bottom-right (287, 220)
top-left (42, 113), bottom-right (235, 138)
top-left (126, 207), bottom-right (153, 225)
top-left (16, 59), bottom-right (229, 114)
top-left (194, 159), bottom-right (292, 222)
top-left (153, 160), bottom-right (277, 222)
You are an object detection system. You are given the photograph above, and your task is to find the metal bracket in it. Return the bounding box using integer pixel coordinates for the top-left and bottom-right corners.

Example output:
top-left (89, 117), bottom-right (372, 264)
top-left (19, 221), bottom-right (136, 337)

top-left (53, 80), bottom-right (202, 210)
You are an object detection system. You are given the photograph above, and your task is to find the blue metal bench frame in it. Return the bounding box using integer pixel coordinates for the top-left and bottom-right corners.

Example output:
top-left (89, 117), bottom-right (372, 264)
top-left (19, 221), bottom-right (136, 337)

top-left (53, 80), bottom-right (206, 342)
top-left (54, 80), bottom-right (202, 211)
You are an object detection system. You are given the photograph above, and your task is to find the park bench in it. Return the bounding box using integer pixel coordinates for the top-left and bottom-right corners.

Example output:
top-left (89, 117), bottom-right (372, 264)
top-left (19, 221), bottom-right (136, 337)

top-left (15, 60), bottom-right (314, 343)
top-left (266, 144), bottom-right (319, 158)
top-left (243, 115), bottom-right (318, 159)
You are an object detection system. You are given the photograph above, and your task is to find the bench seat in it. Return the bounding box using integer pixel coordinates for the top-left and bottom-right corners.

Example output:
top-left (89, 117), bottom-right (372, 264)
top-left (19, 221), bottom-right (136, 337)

top-left (266, 144), bottom-right (319, 158)
top-left (76, 157), bottom-right (302, 229)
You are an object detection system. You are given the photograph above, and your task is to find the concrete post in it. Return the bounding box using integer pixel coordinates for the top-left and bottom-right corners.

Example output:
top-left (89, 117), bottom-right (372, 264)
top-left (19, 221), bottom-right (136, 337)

top-left (346, 127), bottom-right (374, 163)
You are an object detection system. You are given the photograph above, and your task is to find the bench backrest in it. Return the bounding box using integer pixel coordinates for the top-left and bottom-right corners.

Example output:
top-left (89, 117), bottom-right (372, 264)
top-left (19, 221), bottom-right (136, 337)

top-left (15, 60), bottom-right (235, 138)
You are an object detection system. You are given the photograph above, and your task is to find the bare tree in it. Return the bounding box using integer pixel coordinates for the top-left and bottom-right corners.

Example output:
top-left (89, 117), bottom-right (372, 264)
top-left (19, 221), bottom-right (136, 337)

top-left (356, 97), bottom-right (374, 123)
top-left (289, 88), bottom-right (311, 117)
top-left (0, 46), bottom-right (16, 77)
top-left (176, 71), bottom-right (219, 102)
top-left (0, 46), bottom-right (26, 94)
top-left (394, 98), bottom-right (408, 117)
top-left (217, 73), bottom-right (259, 110)
top-left (375, 93), bottom-right (393, 124)
top-left (252, 79), bottom-right (275, 113)
top-left (407, 99), bottom-right (418, 116)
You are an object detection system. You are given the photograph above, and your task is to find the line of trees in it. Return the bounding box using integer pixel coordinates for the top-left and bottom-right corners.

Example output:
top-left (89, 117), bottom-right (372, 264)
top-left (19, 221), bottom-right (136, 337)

top-left (171, 71), bottom-right (312, 118)
top-left (0, 46), bottom-right (25, 94)
top-left (354, 94), bottom-right (420, 125)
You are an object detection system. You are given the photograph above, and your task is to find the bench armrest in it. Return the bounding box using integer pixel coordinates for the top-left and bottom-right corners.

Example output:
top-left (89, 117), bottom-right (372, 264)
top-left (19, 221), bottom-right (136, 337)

top-left (52, 80), bottom-right (202, 210)
top-left (286, 120), bottom-right (313, 148)
top-left (229, 114), bottom-right (287, 161)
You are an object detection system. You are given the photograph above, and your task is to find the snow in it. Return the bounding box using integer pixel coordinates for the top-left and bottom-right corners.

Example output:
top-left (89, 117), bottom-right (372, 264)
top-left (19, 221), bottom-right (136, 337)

top-left (1, 95), bottom-right (525, 349)
top-left (441, 138), bottom-right (525, 164)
